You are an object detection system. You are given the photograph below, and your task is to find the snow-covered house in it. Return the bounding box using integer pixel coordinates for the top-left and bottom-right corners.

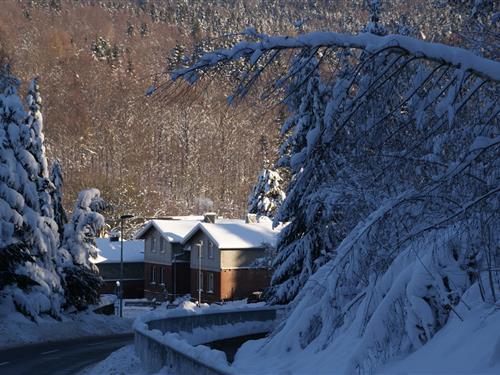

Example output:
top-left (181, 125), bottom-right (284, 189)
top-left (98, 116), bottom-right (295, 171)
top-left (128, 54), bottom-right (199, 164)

top-left (135, 216), bottom-right (203, 301)
top-left (94, 238), bottom-right (145, 298)
top-left (182, 217), bottom-right (280, 303)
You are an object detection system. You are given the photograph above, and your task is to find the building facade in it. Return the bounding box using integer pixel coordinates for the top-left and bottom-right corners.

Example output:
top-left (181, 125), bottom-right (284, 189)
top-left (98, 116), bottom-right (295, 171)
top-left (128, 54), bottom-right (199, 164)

top-left (183, 221), bottom-right (277, 303)
top-left (95, 238), bottom-right (145, 298)
top-left (136, 218), bottom-right (202, 301)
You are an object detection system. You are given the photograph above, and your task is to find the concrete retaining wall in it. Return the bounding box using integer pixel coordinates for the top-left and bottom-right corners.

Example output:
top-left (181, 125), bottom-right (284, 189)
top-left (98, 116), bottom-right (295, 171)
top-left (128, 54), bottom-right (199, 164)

top-left (134, 306), bottom-right (284, 374)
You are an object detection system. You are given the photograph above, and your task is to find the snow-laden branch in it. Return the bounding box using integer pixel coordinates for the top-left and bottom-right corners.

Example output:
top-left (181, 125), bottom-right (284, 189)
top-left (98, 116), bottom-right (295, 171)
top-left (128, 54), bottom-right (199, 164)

top-left (172, 31), bottom-right (500, 83)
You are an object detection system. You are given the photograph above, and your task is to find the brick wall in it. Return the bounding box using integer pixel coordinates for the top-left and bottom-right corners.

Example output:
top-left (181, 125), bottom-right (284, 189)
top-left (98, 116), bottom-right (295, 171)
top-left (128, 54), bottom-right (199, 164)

top-left (190, 269), bottom-right (221, 303)
top-left (190, 268), bottom-right (271, 303)
top-left (220, 268), bottom-right (271, 300)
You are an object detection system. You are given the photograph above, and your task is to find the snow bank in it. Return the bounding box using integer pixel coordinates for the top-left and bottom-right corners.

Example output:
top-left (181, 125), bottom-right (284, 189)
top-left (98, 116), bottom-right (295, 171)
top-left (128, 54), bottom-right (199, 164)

top-left (79, 344), bottom-right (171, 375)
top-left (231, 285), bottom-right (500, 375)
top-left (0, 301), bottom-right (132, 349)
top-left (134, 299), bottom-right (267, 328)
top-left (378, 288), bottom-right (500, 375)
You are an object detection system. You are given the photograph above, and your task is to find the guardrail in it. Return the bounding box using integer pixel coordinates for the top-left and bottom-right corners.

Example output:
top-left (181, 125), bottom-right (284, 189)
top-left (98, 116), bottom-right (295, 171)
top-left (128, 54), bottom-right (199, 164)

top-left (134, 306), bottom-right (285, 374)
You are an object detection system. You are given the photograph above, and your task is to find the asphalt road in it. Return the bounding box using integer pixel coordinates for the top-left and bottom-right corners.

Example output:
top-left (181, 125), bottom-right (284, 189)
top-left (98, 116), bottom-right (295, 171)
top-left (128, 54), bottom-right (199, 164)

top-left (0, 333), bottom-right (134, 375)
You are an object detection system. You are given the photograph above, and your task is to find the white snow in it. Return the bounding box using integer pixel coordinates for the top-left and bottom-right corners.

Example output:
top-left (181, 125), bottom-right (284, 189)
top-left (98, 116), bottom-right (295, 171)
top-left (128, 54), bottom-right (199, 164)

top-left (230, 285), bottom-right (500, 375)
top-left (182, 221), bottom-right (280, 249)
top-left (0, 303), bottom-right (132, 349)
top-left (94, 238), bottom-right (144, 263)
top-left (78, 345), bottom-right (156, 375)
top-left (135, 219), bottom-right (202, 243)
top-left (173, 31), bottom-right (500, 83)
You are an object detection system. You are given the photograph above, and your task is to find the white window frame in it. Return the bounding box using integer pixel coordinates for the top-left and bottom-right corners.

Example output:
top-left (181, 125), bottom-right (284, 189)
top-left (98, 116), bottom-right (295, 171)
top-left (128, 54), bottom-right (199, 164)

top-left (151, 265), bottom-right (157, 284)
top-left (160, 237), bottom-right (165, 253)
top-left (208, 272), bottom-right (214, 293)
top-left (208, 241), bottom-right (214, 259)
top-left (159, 266), bottom-right (165, 285)
top-left (152, 236), bottom-right (157, 253)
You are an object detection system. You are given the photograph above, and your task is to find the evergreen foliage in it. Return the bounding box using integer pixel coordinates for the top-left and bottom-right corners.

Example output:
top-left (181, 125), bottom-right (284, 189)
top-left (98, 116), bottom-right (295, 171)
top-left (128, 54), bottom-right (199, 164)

top-left (0, 67), bottom-right (65, 319)
top-left (61, 188), bottom-right (105, 308)
top-left (50, 159), bottom-right (67, 242)
top-left (172, 23), bottom-right (499, 372)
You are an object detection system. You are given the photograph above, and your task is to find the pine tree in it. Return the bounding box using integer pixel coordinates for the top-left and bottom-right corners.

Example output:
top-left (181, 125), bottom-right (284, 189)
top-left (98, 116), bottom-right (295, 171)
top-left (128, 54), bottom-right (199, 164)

top-left (172, 27), bottom-right (499, 370)
top-left (50, 159), bottom-right (67, 242)
top-left (277, 50), bottom-right (325, 174)
top-left (0, 67), bottom-right (65, 319)
top-left (266, 51), bottom-right (330, 303)
top-left (248, 136), bottom-right (285, 218)
top-left (62, 188), bottom-right (105, 310)
top-left (25, 77), bottom-right (55, 219)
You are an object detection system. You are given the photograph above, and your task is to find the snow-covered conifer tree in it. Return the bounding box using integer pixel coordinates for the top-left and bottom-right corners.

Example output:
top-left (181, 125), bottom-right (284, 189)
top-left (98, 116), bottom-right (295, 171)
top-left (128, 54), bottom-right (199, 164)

top-left (50, 159), bottom-right (67, 242)
top-left (171, 26), bottom-right (500, 372)
top-left (25, 77), bottom-right (55, 219)
top-left (62, 188), bottom-right (105, 310)
top-left (248, 136), bottom-right (286, 218)
top-left (248, 169), bottom-right (286, 218)
top-left (0, 67), bottom-right (65, 319)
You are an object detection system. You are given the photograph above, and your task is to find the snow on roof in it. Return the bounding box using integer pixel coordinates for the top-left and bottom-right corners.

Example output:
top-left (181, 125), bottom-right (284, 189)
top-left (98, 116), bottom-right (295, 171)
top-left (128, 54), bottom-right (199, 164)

top-left (182, 221), bottom-right (281, 249)
top-left (135, 219), bottom-right (203, 243)
top-left (95, 238), bottom-right (144, 263)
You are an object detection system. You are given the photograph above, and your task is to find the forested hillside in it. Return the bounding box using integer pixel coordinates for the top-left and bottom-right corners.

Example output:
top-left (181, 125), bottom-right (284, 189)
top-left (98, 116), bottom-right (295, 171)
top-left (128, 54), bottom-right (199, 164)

top-left (0, 0), bottom-right (477, 226)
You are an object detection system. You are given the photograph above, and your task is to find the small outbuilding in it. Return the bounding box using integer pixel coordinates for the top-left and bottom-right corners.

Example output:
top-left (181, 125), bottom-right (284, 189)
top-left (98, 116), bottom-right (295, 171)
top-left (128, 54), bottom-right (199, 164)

top-left (94, 238), bottom-right (145, 298)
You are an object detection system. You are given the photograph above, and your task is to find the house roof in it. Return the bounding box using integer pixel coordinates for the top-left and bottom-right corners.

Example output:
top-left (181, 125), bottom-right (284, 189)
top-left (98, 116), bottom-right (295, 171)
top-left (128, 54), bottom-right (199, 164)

top-left (135, 218), bottom-right (203, 243)
top-left (182, 221), bottom-right (280, 249)
top-left (94, 238), bottom-right (144, 263)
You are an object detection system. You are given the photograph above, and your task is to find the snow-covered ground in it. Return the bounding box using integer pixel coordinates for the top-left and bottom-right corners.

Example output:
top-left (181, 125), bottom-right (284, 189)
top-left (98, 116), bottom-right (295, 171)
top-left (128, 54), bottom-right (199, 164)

top-left (78, 345), bottom-right (150, 375)
top-left (0, 309), bottom-right (131, 349)
top-left (0, 297), bottom-right (155, 349)
top-left (232, 286), bottom-right (500, 375)
top-left (81, 292), bottom-right (499, 375)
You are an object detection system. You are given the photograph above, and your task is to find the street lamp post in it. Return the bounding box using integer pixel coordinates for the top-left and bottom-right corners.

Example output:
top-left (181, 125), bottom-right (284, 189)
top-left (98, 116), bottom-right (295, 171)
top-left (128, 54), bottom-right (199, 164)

top-left (196, 240), bottom-right (203, 306)
top-left (119, 214), bottom-right (134, 318)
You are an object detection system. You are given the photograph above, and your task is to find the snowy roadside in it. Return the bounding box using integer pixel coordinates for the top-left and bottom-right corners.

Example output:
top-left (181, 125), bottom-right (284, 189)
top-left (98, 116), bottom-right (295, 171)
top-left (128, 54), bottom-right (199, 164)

top-left (79, 299), bottom-right (266, 375)
top-left (0, 297), bottom-right (159, 349)
top-left (0, 308), bottom-right (132, 350)
top-left (78, 344), bottom-right (169, 375)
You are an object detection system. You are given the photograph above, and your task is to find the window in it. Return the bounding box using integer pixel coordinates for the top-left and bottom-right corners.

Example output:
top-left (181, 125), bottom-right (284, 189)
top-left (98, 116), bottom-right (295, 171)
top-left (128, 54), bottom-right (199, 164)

top-left (198, 271), bottom-right (203, 292)
top-left (159, 267), bottom-right (165, 285)
top-left (152, 236), bottom-right (157, 252)
top-left (151, 265), bottom-right (157, 284)
top-left (208, 241), bottom-right (214, 259)
top-left (160, 237), bottom-right (165, 253)
top-left (208, 273), bottom-right (214, 293)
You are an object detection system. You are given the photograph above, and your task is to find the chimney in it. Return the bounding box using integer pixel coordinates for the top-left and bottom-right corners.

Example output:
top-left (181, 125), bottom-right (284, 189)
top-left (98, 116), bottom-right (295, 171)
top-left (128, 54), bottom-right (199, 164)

top-left (203, 212), bottom-right (217, 223)
top-left (245, 213), bottom-right (258, 224)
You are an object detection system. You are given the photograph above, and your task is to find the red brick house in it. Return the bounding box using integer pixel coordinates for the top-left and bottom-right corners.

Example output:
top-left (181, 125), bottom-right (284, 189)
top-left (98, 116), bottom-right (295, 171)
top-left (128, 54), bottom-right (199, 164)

top-left (182, 218), bottom-right (280, 303)
top-left (135, 217), bottom-right (202, 301)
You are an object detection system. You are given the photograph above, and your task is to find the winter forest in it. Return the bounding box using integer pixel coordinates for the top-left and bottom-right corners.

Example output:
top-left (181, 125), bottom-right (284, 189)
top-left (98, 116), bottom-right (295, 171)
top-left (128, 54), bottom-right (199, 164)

top-left (0, 0), bottom-right (499, 374)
